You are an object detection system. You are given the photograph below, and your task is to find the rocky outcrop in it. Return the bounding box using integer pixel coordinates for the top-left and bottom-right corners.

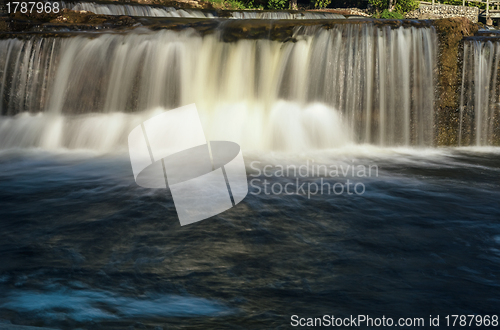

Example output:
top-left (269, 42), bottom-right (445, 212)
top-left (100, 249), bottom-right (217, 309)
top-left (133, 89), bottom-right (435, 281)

top-left (407, 4), bottom-right (479, 23)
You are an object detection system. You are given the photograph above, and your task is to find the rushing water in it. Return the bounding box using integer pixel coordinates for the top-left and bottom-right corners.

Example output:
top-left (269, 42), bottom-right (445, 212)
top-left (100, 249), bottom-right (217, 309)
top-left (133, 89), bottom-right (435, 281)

top-left (61, 1), bottom-right (346, 19)
top-left (0, 23), bottom-right (436, 149)
top-left (1, 15), bottom-right (500, 330)
top-left (1, 147), bottom-right (500, 329)
top-left (460, 38), bottom-right (500, 146)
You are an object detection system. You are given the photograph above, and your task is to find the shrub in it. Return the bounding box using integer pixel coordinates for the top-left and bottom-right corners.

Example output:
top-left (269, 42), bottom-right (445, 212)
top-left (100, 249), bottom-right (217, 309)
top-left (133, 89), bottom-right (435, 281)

top-left (369, 0), bottom-right (389, 11)
top-left (268, 0), bottom-right (288, 9)
top-left (314, 0), bottom-right (332, 8)
top-left (394, 0), bottom-right (419, 13)
top-left (369, 0), bottom-right (418, 15)
top-left (376, 9), bottom-right (405, 18)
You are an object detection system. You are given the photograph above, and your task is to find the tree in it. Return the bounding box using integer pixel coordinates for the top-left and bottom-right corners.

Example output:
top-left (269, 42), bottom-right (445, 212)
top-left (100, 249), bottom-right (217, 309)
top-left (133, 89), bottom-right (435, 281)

top-left (314, 0), bottom-right (331, 8)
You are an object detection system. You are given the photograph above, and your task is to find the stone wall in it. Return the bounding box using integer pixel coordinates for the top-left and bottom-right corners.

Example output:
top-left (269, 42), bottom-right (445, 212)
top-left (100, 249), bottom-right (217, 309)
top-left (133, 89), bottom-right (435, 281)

top-left (406, 4), bottom-right (479, 23)
top-left (431, 18), bottom-right (478, 145)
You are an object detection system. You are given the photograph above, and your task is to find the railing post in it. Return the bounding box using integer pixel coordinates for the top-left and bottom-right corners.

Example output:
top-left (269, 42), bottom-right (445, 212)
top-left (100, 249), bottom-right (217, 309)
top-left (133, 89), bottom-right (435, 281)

top-left (463, 0), bottom-right (465, 6)
top-left (487, 0), bottom-right (490, 18)
top-left (432, 0), bottom-right (435, 5)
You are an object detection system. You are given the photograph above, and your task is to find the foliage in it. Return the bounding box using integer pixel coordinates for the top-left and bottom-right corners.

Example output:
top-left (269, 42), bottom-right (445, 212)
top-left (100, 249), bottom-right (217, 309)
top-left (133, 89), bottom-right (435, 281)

top-left (369, 0), bottom-right (418, 15)
top-left (268, 0), bottom-right (288, 9)
top-left (205, 0), bottom-right (250, 9)
top-left (369, 0), bottom-right (389, 11)
top-left (374, 8), bottom-right (405, 18)
top-left (314, 0), bottom-right (332, 8)
top-left (244, 0), bottom-right (266, 8)
top-left (228, 0), bottom-right (248, 9)
top-left (394, 0), bottom-right (419, 13)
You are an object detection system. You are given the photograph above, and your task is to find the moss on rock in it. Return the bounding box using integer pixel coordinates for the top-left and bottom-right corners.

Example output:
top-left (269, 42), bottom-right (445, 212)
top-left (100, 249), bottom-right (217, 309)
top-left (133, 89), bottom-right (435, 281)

top-left (431, 17), bottom-right (478, 146)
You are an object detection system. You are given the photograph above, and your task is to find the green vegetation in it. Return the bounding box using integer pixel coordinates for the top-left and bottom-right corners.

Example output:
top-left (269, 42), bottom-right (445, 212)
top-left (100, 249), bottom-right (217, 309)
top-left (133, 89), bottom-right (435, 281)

top-left (369, 0), bottom-right (419, 15)
top-left (373, 9), bottom-right (405, 18)
top-left (314, 0), bottom-right (332, 8)
top-left (268, 0), bottom-right (288, 9)
top-left (204, 0), bottom-right (249, 9)
top-left (394, 0), bottom-right (419, 13)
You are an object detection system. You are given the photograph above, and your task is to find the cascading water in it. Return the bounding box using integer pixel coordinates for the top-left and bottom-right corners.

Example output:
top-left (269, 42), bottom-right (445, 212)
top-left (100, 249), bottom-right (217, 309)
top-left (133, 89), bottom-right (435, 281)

top-left (459, 38), bottom-right (500, 146)
top-left (0, 23), bottom-right (436, 151)
top-left (61, 1), bottom-right (345, 19)
top-left (3, 12), bottom-right (500, 330)
top-left (61, 1), bottom-right (217, 18)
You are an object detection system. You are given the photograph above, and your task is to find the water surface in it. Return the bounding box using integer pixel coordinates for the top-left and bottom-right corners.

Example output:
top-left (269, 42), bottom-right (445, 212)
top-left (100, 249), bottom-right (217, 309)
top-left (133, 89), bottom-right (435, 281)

top-left (0, 147), bottom-right (499, 329)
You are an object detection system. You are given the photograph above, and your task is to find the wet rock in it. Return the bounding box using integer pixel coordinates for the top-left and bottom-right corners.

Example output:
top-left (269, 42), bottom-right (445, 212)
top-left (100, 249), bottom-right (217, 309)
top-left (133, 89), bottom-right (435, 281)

top-left (136, 0), bottom-right (216, 9)
top-left (0, 19), bottom-right (8, 32)
top-left (1, 9), bottom-right (139, 34)
top-left (431, 17), bottom-right (478, 145)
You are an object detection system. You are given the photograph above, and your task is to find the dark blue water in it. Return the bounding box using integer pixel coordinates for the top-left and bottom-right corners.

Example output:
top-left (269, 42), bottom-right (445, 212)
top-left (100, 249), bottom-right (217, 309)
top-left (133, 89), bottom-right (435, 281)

top-left (0, 147), bottom-right (500, 329)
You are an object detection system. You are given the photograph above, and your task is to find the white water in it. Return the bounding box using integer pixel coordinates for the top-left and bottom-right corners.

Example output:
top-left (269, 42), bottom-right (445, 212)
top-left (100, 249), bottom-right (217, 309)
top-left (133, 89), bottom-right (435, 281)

top-left (460, 39), bottom-right (500, 146)
top-left (0, 104), bottom-right (350, 152)
top-left (61, 1), bottom-right (345, 19)
top-left (0, 24), bottom-right (436, 151)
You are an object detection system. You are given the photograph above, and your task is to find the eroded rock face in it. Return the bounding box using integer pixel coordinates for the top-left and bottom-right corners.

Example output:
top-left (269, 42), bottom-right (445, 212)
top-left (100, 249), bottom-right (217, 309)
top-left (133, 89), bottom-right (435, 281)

top-left (432, 17), bottom-right (478, 145)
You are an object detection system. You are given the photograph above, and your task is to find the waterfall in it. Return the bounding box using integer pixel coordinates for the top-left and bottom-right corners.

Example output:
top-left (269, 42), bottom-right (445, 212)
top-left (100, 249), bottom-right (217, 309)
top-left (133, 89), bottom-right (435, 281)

top-left (460, 38), bottom-right (500, 146)
top-left (61, 1), bottom-right (345, 19)
top-left (0, 23), bottom-right (437, 151)
top-left (62, 1), bottom-right (217, 18)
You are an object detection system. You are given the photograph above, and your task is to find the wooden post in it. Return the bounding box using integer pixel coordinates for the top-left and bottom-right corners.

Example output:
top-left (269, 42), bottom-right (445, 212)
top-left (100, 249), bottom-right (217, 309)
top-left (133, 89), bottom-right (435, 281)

top-left (486, 0), bottom-right (493, 25)
top-left (463, 0), bottom-right (465, 6)
top-left (432, 0), bottom-right (435, 5)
